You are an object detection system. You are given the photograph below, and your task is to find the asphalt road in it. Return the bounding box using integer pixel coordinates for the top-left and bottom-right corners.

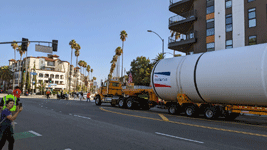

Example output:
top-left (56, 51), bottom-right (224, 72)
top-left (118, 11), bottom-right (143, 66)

top-left (3, 97), bottom-right (267, 150)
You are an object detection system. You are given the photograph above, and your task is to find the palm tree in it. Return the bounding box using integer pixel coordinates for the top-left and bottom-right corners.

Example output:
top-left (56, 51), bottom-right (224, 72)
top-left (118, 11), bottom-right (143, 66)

top-left (120, 30), bottom-right (128, 77)
top-left (69, 39), bottom-right (76, 66)
top-left (78, 60), bottom-right (84, 88)
top-left (74, 43), bottom-right (81, 67)
top-left (11, 41), bottom-right (18, 60)
top-left (75, 49), bottom-right (80, 68)
top-left (86, 65), bottom-right (91, 80)
top-left (17, 45), bottom-right (25, 87)
top-left (83, 61), bottom-right (87, 77)
top-left (90, 69), bottom-right (93, 81)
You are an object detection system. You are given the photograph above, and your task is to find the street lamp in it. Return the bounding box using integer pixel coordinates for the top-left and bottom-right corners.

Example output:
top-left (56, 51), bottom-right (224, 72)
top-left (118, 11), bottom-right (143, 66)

top-left (147, 30), bottom-right (164, 55)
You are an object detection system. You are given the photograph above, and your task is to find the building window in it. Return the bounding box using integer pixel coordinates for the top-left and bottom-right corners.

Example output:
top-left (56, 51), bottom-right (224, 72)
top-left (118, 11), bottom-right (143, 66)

top-left (39, 73), bottom-right (43, 78)
top-left (47, 61), bottom-right (55, 66)
top-left (207, 43), bottom-right (215, 51)
top-left (226, 14), bottom-right (232, 32)
top-left (207, 28), bottom-right (215, 36)
top-left (226, 40), bottom-right (233, 49)
top-left (207, 6), bottom-right (214, 14)
top-left (248, 36), bottom-right (257, 45)
top-left (226, 0), bottom-right (232, 9)
top-left (248, 0), bottom-right (255, 3)
top-left (60, 81), bottom-right (63, 84)
top-left (207, 0), bottom-right (214, 7)
top-left (207, 18), bottom-right (214, 28)
top-left (38, 80), bottom-right (42, 83)
top-left (248, 8), bottom-right (256, 28)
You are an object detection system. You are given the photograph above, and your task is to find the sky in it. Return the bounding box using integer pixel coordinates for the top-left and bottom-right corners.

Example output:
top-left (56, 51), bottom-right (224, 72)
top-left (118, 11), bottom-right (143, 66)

top-left (0, 0), bottom-right (184, 85)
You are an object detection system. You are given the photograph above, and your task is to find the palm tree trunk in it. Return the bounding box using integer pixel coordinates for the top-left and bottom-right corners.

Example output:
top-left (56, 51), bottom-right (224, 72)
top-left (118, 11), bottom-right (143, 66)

top-left (121, 42), bottom-right (124, 77)
top-left (69, 48), bottom-right (73, 94)
top-left (18, 56), bottom-right (22, 87)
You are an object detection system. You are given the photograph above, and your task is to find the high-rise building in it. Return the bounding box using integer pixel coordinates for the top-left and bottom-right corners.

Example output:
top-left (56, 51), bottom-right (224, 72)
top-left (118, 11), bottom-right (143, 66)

top-left (168, 0), bottom-right (267, 54)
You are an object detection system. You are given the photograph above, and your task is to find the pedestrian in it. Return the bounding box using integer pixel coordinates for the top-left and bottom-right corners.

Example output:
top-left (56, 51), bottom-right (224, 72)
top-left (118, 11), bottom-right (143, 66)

top-left (80, 92), bottom-right (83, 101)
top-left (13, 86), bottom-right (21, 104)
top-left (0, 99), bottom-right (23, 150)
top-left (46, 90), bottom-right (50, 99)
top-left (87, 92), bottom-right (91, 102)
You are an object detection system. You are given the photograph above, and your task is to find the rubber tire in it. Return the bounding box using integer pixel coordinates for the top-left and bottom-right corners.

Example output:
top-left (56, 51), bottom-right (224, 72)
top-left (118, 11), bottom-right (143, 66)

top-left (95, 96), bottom-right (102, 106)
top-left (118, 99), bottom-right (125, 108)
top-left (168, 104), bottom-right (178, 115)
top-left (185, 105), bottom-right (199, 117)
top-left (204, 107), bottom-right (220, 119)
top-left (126, 98), bottom-right (134, 109)
top-left (225, 113), bottom-right (240, 120)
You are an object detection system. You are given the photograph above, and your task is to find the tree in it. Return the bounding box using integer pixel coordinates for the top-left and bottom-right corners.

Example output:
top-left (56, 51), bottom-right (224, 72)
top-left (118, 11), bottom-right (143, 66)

top-left (26, 72), bottom-right (31, 91)
top-left (93, 77), bottom-right (96, 81)
top-left (83, 61), bottom-right (87, 76)
top-left (38, 80), bottom-right (46, 95)
top-left (152, 53), bottom-right (165, 66)
top-left (16, 45), bottom-right (25, 87)
top-left (75, 49), bottom-right (80, 68)
top-left (11, 41), bottom-right (18, 60)
top-left (128, 56), bottom-right (153, 86)
top-left (69, 39), bottom-right (76, 66)
top-left (0, 66), bottom-right (13, 90)
top-left (174, 54), bottom-right (182, 57)
top-left (90, 69), bottom-right (93, 81)
top-left (120, 30), bottom-right (128, 77)
top-left (86, 65), bottom-right (91, 80)
top-left (74, 43), bottom-right (81, 67)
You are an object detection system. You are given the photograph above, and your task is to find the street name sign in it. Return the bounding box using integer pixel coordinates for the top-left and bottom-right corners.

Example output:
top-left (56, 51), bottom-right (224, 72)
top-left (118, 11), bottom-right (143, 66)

top-left (35, 45), bottom-right (52, 53)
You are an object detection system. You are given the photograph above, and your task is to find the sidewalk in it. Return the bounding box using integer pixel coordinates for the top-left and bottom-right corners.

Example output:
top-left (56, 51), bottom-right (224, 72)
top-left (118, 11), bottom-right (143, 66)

top-left (0, 93), bottom-right (96, 102)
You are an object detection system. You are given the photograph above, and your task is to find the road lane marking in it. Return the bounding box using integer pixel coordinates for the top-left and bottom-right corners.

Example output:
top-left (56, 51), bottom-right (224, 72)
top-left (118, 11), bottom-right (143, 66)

top-left (65, 149), bottom-right (72, 150)
top-left (28, 130), bottom-right (42, 136)
top-left (155, 132), bottom-right (204, 144)
top-left (158, 114), bottom-right (169, 121)
top-left (100, 107), bottom-right (267, 138)
top-left (108, 107), bottom-right (267, 129)
top-left (73, 114), bottom-right (91, 119)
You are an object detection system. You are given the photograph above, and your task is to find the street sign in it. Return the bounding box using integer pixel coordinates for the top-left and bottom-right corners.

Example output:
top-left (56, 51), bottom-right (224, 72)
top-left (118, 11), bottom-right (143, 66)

top-left (31, 72), bottom-right (37, 75)
top-left (35, 45), bottom-right (52, 53)
top-left (49, 84), bottom-right (57, 86)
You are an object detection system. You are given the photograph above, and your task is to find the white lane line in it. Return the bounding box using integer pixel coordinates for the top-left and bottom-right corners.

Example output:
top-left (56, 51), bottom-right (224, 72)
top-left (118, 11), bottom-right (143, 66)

top-left (155, 132), bottom-right (204, 144)
top-left (65, 149), bottom-right (72, 150)
top-left (29, 130), bottom-right (42, 137)
top-left (73, 114), bottom-right (91, 119)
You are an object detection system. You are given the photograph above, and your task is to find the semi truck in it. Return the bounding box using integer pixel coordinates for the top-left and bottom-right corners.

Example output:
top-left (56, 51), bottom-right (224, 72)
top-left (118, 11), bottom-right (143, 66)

top-left (94, 80), bottom-right (158, 109)
top-left (96, 43), bottom-right (267, 120)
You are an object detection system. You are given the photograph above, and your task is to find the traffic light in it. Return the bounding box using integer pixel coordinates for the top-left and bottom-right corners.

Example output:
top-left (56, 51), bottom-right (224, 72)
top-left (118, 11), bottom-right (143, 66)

top-left (52, 40), bottom-right (58, 52)
top-left (22, 38), bottom-right (28, 51)
top-left (49, 78), bottom-right (52, 83)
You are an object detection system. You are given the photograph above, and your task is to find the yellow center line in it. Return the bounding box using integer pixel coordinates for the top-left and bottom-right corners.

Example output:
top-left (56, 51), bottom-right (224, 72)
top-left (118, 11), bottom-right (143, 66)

top-left (107, 107), bottom-right (267, 129)
top-left (100, 107), bottom-right (267, 138)
top-left (158, 114), bottom-right (169, 121)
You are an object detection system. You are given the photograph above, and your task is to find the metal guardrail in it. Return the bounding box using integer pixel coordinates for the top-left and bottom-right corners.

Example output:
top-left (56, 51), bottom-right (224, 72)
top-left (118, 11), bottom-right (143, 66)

top-left (168, 31), bottom-right (197, 44)
top-left (169, 10), bottom-right (196, 24)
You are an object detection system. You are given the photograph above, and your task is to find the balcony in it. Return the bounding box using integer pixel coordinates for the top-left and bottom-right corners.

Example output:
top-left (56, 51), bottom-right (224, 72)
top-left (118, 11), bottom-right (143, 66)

top-left (169, 0), bottom-right (194, 15)
top-left (169, 10), bottom-right (197, 34)
top-left (168, 31), bottom-right (197, 53)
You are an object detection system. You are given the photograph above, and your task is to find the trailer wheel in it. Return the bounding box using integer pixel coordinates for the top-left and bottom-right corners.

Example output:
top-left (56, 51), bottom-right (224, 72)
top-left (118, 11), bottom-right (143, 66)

top-left (225, 113), bottom-right (239, 120)
top-left (204, 107), bottom-right (219, 119)
top-left (95, 96), bottom-right (102, 106)
top-left (168, 104), bottom-right (178, 115)
top-left (118, 99), bottom-right (125, 108)
top-left (185, 105), bottom-right (198, 117)
top-left (126, 98), bottom-right (134, 109)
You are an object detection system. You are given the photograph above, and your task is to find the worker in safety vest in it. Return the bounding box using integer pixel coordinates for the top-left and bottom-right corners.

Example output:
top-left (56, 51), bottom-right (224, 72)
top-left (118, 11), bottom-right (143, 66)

top-left (0, 89), bottom-right (19, 130)
top-left (0, 89), bottom-right (18, 112)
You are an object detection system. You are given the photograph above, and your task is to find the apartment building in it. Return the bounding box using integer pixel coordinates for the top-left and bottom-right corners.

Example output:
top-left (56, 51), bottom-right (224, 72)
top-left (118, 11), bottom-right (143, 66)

top-left (168, 0), bottom-right (267, 54)
top-left (8, 54), bottom-right (89, 93)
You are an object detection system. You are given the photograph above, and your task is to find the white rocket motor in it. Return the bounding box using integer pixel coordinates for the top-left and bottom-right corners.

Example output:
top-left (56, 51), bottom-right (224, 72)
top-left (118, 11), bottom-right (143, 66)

top-left (151, 43), bottom-right (267, 106)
